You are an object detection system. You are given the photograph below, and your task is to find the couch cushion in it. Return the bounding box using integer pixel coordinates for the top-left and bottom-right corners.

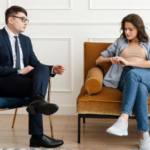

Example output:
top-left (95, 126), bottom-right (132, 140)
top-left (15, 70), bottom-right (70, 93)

top-left (77, 86), bottom-right (150, 116)
top-left (0, 97), bottom-right (29, 109)
top-left (85, 67), bottom-right (103, 94)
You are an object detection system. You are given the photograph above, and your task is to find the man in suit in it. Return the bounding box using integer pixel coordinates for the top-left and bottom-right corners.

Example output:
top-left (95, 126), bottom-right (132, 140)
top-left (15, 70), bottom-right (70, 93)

top-left (0, 5), bottom-right (65, 147)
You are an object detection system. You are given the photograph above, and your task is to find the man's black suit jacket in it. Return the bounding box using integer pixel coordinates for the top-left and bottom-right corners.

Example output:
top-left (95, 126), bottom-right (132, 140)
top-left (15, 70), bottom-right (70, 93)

top-left (0, 28), bottom-right (54, 89)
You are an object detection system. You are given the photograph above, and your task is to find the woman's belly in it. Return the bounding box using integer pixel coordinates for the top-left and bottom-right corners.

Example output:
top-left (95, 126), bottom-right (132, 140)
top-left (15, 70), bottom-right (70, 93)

top-left (122, 56), bottom-right (147, 67)
top-left (123, 56), bottom-right (147, 62)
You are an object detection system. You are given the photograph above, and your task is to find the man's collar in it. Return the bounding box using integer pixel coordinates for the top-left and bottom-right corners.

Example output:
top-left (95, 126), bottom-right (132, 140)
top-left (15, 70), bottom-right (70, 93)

top-left (5, 26), bottom-right (18, 38)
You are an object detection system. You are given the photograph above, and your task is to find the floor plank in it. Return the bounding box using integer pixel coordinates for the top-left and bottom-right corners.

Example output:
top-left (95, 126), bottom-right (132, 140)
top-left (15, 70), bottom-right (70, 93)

top-left (0, 114), bottom-right (143, 149)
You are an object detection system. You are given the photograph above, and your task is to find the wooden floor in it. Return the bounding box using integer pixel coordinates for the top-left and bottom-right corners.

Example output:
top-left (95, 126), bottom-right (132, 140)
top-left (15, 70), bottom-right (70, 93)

top-left (0, 114), bottom-right (145, 149)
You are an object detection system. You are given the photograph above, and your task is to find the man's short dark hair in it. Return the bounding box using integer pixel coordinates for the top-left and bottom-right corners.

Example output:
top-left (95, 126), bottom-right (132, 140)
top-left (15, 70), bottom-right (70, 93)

top-left (5, 6), bottom-right (27, 24)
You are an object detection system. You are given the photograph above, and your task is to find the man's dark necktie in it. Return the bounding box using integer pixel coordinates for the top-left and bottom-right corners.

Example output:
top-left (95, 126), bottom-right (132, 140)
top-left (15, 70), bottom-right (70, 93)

top-left (14, 36), bottom-right (20, 69)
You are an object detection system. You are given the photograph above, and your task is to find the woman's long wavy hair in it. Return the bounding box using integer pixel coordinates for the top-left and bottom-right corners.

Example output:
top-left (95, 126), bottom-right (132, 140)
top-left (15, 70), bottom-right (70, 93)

top-left (120, 14), bottom-right (149, 42)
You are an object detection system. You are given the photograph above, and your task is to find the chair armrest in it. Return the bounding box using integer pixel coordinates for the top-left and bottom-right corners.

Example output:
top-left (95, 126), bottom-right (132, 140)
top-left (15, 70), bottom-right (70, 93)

top-left (85, 67), bottom-right (103, 94)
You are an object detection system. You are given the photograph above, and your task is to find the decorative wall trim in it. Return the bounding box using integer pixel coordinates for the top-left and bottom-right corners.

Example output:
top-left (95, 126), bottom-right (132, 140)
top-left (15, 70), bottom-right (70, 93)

top-left (89, 0), bottom-right (150, 10)
top-left (1, 21), bottom-right (150, 25)
top-left (30, 37), bottom-right (73, 92)
top-left (8, 0), bottom-right (72, 10)
top-left (28, 21), bottom-right (121, 25)
top-left (89, 37), bottom-right (117, 43)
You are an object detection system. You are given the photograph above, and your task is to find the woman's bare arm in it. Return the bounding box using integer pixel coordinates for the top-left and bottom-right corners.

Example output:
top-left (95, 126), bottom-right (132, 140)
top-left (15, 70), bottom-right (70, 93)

top-left (95, 55), bottom-right (111, 65)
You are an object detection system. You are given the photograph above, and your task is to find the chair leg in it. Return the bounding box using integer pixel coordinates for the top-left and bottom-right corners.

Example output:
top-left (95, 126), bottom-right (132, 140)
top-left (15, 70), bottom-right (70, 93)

top-left (47, 78), bottom-right (54, 137)
top-left (12, 108), bottom-right (18, 128)
top-left (78, 114), bottom-right (81, 143)
top-left (49, 115), bottom-right (54, 138)
top-left (83, 116), bottom-right (85, 123)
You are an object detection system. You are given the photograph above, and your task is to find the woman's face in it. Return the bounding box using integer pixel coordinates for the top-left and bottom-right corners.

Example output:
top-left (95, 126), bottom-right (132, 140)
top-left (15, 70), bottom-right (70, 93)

top-left (124, 22), bottom-right (138, 41)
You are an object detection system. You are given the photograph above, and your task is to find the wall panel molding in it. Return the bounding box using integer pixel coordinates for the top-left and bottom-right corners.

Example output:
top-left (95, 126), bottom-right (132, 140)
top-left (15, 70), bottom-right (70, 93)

top-left (28, 21), bottom-right (120, 25)
top-left (89, 0), bottom-right (150, 10)
top-left (30, 37), bottom-right (73, 92)
top-left (1, 21), bottom-right (150, 25)
top-left (8, 0), bottom-right (72, 10)
top-left (89, 37), bottom-right (117, 43)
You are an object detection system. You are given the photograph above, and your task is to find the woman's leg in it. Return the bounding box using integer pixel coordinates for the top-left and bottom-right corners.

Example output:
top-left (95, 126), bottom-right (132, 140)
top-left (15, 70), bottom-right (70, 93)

top-left (133, 82), bottom-right (149, 135)
top-left (120, 69), bottom-right (143, 116)
top-left (121, 67), bottom-right (150, 114)
top-left (121, 68), bottom-right (150, 134)
top-left (120, 68), bottom-right (150, 150)
top-left (117, 67), bottom-right (134, 124)
top-left (107, 67), bottom-right (150, 137)
top-left (107, 67), bottom-right (150, 150)
top-left (133, 82), bottom-right (150, 150)
top-left (106, 67), bottom-right (133, 136)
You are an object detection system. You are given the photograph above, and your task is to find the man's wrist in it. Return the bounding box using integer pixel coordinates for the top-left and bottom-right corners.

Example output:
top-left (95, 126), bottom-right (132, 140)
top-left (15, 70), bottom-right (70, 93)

top-left (51, 66), bottom-right (56, 74)
top-left (17, 69), bottom-right (23, 75)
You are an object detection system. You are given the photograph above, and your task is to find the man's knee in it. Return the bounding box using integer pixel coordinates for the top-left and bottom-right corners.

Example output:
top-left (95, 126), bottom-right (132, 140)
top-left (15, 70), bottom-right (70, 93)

top-left (35, 64), bottom-right (49, 73)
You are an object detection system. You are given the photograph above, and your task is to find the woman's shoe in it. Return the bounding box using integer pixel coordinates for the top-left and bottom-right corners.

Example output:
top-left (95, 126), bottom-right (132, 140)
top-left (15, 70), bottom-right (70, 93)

top-left (106, 117), bottom-right (128, 136)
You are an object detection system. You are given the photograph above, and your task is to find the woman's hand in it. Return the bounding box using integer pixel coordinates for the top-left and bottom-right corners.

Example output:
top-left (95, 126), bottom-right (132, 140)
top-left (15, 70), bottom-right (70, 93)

top-left (110, 57), bottom-right (120, 64)
top-left (110, 57), bottom-right (129, 66)
top-left (116, 57), bottom-right (129, 66)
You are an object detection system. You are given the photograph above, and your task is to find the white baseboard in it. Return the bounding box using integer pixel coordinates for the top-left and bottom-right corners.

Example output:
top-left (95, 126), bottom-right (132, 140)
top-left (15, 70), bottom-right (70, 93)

top-left (0, 105), bottom-right (77, 115)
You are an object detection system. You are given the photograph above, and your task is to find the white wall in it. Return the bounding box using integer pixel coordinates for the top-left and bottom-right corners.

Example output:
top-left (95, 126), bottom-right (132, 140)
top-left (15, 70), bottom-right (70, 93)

top-left (0, 0), bottom-right (150, 114)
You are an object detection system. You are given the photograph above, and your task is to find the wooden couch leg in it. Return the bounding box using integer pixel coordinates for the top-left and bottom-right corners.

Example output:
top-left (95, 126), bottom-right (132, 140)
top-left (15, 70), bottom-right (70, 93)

top-left (78, 114), bottom-right (81, 143)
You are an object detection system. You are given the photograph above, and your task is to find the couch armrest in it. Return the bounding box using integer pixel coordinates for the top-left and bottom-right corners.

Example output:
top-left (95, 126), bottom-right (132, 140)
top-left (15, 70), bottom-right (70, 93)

top-left (85, 67), bottom-right (103, 94)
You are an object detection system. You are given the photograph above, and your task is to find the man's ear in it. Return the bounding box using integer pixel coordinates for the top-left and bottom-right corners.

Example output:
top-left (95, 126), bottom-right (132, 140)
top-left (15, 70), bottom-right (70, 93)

top-left (8, 17), bottom-right (13, 24)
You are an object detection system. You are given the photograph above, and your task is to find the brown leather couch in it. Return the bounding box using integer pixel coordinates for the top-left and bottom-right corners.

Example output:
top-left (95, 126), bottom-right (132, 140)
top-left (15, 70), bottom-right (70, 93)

top-left (76, 42), bottom-right (150, 143)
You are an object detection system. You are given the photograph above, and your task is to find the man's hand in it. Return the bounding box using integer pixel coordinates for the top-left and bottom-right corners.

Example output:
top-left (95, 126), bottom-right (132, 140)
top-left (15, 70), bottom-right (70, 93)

top-left (53, 65), bottom-right (65, 75)
top-left (22, 65), bottom-right (34, 75)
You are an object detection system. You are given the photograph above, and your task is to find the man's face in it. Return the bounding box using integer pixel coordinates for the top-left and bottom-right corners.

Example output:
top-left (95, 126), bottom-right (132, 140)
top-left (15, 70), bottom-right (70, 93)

top-left (9, 12), bottom-right (28, 33)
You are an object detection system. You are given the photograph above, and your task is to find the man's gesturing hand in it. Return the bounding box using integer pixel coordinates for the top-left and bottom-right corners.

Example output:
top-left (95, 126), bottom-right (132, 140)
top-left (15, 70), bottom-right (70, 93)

top-left (22, 65), bottom-right (34, 75)
top-left (53, 65), bottom-right (65, 75)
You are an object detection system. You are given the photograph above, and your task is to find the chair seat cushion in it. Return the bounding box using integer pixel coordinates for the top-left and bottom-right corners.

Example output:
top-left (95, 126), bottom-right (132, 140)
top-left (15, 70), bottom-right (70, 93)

top-left (77, 85), bottom-right (150, 116)
top-left (0, 97), bottom-right (29, 109)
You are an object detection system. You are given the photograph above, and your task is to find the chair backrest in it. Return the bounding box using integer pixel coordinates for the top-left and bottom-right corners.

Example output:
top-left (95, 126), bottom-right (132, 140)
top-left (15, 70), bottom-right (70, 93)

top-left (84, 42), bottom-right (112, 83)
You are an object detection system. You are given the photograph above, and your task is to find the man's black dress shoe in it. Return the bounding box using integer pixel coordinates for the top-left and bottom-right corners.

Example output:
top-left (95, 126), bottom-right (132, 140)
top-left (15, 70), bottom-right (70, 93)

top-left (30, 134), bottom-right (64, 148)
top-left (26, 95), bottom-right (58, 115)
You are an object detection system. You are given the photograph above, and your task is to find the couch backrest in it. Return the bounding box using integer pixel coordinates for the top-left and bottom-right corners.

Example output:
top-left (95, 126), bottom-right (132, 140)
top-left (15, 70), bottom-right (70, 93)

top-left (84, 42), bottom-right (112, 83)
